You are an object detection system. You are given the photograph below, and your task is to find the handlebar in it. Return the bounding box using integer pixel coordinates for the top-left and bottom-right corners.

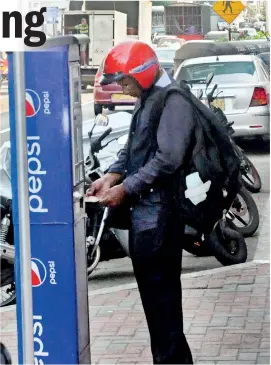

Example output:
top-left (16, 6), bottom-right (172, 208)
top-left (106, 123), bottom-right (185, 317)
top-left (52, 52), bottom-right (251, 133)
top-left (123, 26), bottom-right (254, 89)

top-left (207, 84), bottom-right (218, 104)
top-left (97, 127), bottom-right (113, 143)
top-left (91, 127), bottom-right (113, 154)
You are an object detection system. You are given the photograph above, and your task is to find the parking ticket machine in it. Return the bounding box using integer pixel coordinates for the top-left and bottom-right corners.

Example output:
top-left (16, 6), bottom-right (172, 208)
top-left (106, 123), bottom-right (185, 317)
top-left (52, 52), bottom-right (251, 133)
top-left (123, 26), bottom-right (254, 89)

top-left (8, 36), bottom-right (91, 364)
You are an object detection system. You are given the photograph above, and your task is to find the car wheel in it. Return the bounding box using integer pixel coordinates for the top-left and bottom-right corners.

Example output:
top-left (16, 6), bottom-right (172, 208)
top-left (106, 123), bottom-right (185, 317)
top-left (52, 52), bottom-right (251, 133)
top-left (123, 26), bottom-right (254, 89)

top-left (108, 105), bottom-right (115, 111)
top-left (94, 103), bottom-right (103, 116)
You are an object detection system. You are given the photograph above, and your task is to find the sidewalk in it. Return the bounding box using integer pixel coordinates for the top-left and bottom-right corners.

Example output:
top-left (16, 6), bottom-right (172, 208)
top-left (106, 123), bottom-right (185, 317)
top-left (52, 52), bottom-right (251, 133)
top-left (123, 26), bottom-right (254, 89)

top-left (1, 262), bottom-right (269, 364)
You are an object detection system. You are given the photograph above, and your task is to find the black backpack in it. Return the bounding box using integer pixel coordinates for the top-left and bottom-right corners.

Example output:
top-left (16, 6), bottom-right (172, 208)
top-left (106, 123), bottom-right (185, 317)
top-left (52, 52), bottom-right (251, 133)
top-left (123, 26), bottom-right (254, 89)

top-left (149, 81), bottom-right (241, 235)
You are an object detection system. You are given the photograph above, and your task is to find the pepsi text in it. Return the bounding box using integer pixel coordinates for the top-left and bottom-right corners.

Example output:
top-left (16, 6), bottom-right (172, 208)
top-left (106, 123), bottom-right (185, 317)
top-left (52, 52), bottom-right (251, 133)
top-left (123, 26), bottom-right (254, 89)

top-left (28, 136), bottom-right (48, 214)
top-left (33, 315), bottom-right (49, 364)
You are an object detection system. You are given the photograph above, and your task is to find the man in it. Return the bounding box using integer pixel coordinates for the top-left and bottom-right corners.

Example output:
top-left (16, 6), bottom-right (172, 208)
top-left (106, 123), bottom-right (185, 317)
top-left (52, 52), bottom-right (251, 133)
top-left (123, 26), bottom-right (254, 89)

top-left (74, 18), bottom-right (88, 67)
top-left (88, 40), bottom-right (194, 364)
top-left (223, 1), bottom-right (233, 14)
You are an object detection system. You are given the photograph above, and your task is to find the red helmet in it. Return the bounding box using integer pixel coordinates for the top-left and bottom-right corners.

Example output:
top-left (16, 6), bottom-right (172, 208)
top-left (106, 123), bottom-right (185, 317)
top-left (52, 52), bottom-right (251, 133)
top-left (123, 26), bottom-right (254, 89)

top-left (100, 40), bottom-right (159, 89)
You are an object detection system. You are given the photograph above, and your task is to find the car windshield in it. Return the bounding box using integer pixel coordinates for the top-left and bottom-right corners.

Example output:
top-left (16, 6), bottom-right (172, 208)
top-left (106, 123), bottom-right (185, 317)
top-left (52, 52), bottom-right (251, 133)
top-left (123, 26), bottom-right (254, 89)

top-left (153, 38), bottom-right (161, 45)
top-left (239, 22), bottom-right (249, 28)
top-left (205, 32), bottom-right (228, 40)
top-left (156, 49), bottom-right (176, 60)
top-left (176, 61), bottom-right (258, 84)
top-left (258, 53), bottom-right (270, 66)
top-left (157, 39), bottom-right (177, 47)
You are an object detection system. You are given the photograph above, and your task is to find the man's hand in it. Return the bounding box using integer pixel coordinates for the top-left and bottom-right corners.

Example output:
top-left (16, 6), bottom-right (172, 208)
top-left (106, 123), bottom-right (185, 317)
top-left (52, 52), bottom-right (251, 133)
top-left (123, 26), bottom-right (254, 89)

top-left (99, 184), bottom-right (127, 207)
top-left (87, 173), bottom-right (122, 199)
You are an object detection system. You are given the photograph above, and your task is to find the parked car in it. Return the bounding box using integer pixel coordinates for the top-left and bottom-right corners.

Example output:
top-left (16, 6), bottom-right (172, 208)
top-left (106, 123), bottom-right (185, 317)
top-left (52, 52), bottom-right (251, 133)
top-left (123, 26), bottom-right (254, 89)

top-left (152, 26), bottom-right (166, 40)
top-left (155, 36), bottom-right (185, 49)
top-left (204, 31), bottom-right (229, 41)
top-left (217, 20), bottom-right (228, 31)
top-left (152, 35), bottom-right (176, 48)
top-left (0, 58), bottom-right (8, 81)
top-left (239, 21), bottom-right (253, 29)
top-left (238, 28), bottom-right (257, 38)
top-left (174, 54), bottom-right (270, 138)
top-left (254, 21), bottom-right (266, 32)
top-left (155, 47), bottom-right (176, 76)
top-left (93, 63), bottom-right (136, 116)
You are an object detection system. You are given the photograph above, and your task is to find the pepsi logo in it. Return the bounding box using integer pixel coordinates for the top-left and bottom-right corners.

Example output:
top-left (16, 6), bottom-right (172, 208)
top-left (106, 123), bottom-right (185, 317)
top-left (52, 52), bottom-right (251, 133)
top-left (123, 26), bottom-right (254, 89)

top-left (31, 258), bottom-right (47, 287)
top-left (26, 89), bottom-right (41, 118)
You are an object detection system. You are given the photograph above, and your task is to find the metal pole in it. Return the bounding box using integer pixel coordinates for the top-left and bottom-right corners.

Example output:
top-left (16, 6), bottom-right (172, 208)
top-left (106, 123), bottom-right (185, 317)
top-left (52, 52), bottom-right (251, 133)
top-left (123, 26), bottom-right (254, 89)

top-left (53, 22), bottom-right (57, 37)
top-left (228, 25), bottom-right (232, 41)
top-left (13, 52), bottom-right (34, 365)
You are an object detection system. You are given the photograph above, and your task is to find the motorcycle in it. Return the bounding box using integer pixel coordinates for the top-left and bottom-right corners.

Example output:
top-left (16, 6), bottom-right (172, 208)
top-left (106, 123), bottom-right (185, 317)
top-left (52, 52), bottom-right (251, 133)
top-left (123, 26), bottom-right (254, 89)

top-left (84, 115), bottom-right (130, 277)
top-left (195, 73), bottom-right (260, 238)
top-left (84, 114), bottom-right (248, 271)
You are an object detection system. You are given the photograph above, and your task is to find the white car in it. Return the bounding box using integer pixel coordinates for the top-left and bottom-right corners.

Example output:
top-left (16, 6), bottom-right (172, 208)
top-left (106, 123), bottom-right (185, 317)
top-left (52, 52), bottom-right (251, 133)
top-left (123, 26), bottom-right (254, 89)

top-left (217, 20), bottom-right (228, 31)
top-left (238, 27), bottom-right (257, 38)
top-left (174, 54), bottom-right (270, 138)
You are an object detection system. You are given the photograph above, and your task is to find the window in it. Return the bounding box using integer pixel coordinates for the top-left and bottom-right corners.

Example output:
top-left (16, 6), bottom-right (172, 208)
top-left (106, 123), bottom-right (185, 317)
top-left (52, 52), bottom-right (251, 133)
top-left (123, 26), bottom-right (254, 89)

top-left (176, 61), bottom-right (258, 84)
top-left (155, 49), bottom-right (176, 60)
top-left (165, 5), bottom-right (202, 36)
top-left (260, 62), bottom-right (270, 80)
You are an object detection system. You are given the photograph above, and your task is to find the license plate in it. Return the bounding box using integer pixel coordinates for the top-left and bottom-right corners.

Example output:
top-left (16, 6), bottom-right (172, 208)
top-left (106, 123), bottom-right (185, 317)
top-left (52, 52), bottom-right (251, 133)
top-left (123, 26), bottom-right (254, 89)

top-left (111, 94), bottom-right (136, 102)
top-left (212, 98), bottom-right (225, 111)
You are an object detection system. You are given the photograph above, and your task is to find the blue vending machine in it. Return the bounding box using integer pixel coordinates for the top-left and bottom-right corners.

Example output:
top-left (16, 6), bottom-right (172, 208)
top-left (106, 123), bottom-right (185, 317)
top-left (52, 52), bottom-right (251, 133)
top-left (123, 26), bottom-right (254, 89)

top-left (8, 36), bottom-right (91, 364)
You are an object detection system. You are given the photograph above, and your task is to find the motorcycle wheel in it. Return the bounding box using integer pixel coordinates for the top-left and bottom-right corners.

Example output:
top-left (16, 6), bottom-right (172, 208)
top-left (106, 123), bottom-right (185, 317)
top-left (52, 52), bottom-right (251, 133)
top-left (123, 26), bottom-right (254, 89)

top-left (0, 261), bottom-right (16, 307)
top-left (240, 155), bottom-right (262, 193)
top-left (207, 222), bottom-right (247, 266)
top-left (227, 187), bottom-right (259, 237)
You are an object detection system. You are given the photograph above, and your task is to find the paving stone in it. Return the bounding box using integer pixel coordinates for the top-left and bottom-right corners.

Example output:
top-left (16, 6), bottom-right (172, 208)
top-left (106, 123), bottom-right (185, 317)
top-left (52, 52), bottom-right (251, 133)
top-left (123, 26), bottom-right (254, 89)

top-left (193, 314), bottom-right (212, 323)
top-left (257, 357), bottom-right (270, 365)
top-left (204, 329), bottom-right (224, 343)
top-left (209, 317), bottom-right (228, 327)
top-left (248, 310), bottom-right (266, 318)
top-left (92, 339), bottom-right (112, 349)
top-left (208, 279), bottom-right (224, 288)
top-left (241, 334), bottom-right (261, 349)
top-left (196, 356), bottom-right (237, 362)
top-left (238, 352), bottom-right (258, 361)
top-left (219, 347), bottom-right (239, 357)
top-left (222, 284), bottom-right (238, 292)
top-left (231, 307), bottom-right (248, 316)
top-left (199, 344), bottom-right (220, 356)
top-left (222, 333), bottom-right (242, 345)
top-left (125, 345), bottom-right (145, 355)
top-left (234, 295), bottom-right (250, 304)
top-left (260, 340), bottom-right (270, 349)
top-left (228, 317), bottom-right (246, 327)
top-left (107, 343), bottom-right (128, 354)
top-left (255, 277), bottom-right (269, 285)
top-left (98, 358), bottom-right (117, 364)
top-left (237, 284), bottom-right (254, 292)
top-left (189, 326), bottom-right (207, 335)
top-left (245, 321), bottom-right (263, 330)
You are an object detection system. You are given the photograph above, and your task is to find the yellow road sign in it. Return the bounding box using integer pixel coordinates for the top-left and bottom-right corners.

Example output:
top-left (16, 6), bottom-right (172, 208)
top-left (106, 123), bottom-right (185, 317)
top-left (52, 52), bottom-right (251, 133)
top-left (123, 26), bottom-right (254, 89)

top-left (213, 1), bottom-right (246, 24)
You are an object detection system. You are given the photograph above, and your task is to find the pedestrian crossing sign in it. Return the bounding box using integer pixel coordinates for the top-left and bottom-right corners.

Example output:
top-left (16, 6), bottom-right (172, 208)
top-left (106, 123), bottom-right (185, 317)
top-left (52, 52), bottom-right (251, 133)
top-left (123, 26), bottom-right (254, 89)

top-left (213, 1), bottom-right (246, 24)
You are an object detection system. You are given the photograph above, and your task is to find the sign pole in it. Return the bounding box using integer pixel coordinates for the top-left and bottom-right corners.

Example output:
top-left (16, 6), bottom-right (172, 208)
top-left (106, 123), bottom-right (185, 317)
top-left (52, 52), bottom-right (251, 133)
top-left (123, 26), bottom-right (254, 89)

top-left (13, 52), bottom-right (35, 365)
top-left (228, 25), bottom-right (232, 41)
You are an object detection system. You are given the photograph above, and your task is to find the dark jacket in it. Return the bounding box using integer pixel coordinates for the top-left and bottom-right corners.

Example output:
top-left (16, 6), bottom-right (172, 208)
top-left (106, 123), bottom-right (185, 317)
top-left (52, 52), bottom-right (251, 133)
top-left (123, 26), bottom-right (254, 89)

top-left (108, 77), bottom-right (195, 199)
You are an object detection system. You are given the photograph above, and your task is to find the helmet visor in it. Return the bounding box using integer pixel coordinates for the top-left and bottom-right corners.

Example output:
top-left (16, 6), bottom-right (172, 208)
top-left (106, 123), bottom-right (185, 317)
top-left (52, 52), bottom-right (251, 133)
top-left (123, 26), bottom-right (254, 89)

top-left (99, 72), bottom-right (124, 85)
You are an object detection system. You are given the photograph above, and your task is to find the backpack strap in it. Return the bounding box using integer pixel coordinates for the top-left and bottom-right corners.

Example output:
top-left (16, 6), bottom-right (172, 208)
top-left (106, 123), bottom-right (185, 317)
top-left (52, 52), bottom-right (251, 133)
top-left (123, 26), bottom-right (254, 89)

top-left (149, 81), bottom-right (195, 134)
